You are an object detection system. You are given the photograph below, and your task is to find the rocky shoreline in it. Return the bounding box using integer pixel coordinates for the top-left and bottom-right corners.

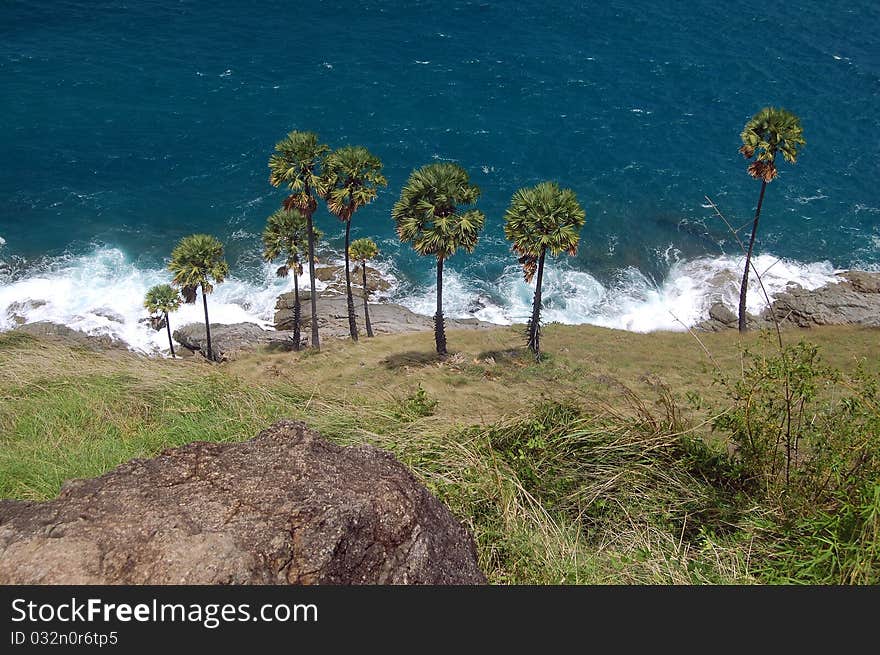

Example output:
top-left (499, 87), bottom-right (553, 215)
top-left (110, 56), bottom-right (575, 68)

top-left (5, 268), bottom-right (879, 359)
top-left (697, 270), bottom-right (880, 332)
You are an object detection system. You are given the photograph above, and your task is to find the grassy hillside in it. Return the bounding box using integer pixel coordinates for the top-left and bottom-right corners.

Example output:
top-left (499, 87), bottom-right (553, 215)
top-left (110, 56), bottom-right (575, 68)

top-left (1, 324), bottom-right (878, 584)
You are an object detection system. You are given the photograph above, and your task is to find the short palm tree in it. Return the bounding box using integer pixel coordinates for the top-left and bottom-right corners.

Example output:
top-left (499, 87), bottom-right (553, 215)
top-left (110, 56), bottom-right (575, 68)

top-left (392, 162), bottom-right (485, 355)
top-left (737, 107), bottom-right (805, 332)
top-left (318, 145), bottom-right (387, 341)
top-left (268, 130), bottom-right (329, 350)
top-left (167, 234), bottom-right (229, 362)
top-left (143, 283), bottom-right (182, 358)
top-left (504, 182), bottom-right (586, 358)
top-left (349, 237), bottom-right (380, 337)
top-left (262, 208), bottom-right (319, 351)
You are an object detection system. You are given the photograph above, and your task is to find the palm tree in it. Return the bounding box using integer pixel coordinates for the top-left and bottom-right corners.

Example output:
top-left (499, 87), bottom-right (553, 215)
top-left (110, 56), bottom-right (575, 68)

top-left (143, 283), bottom-right (182, 358)
top-left (168, 234), bottom-right (229, 362)
top-left (318, 146), bottom-right (387, 342)
top-left (737, 107), bottom-right (805, 332)
top-left (268, 130), bottom-right (329, 350)
top-left (392, 162), bottom-right (485, 355)
top-left (262, 208), bottom-right (320, 351)
top-left (504, 182), bottom-right (586, 358)
top-left (349, 237), bottom-right (380, 338)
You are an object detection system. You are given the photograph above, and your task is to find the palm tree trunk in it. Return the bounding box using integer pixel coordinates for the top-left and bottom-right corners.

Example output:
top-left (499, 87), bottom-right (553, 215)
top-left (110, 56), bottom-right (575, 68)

top-left (435, 257), bottom-right (447, 355)
top-left (528, 247), bottom-right (546, 357)
top-left (738, 180), bottom-right (768, 333)
top-left (304, 182), bottom-right (320, 351)
top-left (292, 271), bottom-right (301, 351)
top-left (201, 283), bottom-right (213, 362)
top-left (344, 220), bottom-right (358, 341)
top-left (164, 312), bottom-right (176, 358)
top-left (362, 260), bottom-right (373, 337)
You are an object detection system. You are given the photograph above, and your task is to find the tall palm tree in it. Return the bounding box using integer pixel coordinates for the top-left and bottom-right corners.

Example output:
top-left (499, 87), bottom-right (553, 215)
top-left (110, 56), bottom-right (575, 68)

top-left (349, 237), bottom-right (380, 338)
top-left (143, 283), bottom-right (182, 358)
top-left (168, 234), bottom-right (229, 362)
top-left (268, 130), bottom-right (329, 350)
top-left (737, 107), bottom-right (805, 332)
top-left (392, 162), bottom-right (485, 355)
top-left (504, 182), bottom-right (586, 358)
top-left (318, 145), bottom-right (387, 341)
top-left (262, 208), bottom-right (321, 351)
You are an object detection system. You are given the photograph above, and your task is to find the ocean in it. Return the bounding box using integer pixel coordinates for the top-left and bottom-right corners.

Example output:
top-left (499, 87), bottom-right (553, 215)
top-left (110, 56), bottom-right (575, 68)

top-left (1, 0), bottom-right (878, 352)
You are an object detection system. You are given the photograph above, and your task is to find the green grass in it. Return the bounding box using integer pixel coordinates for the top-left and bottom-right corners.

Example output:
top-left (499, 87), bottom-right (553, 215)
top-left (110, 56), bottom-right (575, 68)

top-left (1, 324), bottom-right (878, 584)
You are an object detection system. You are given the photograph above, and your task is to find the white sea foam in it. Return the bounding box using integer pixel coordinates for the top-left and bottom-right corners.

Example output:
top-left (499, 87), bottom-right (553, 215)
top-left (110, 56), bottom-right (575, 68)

top-left (395, 254), bottom-right (840, 333)
top-left (0, 247), bottom-right (843, 353)
top-left (0, 248), bottom-right (322, 355)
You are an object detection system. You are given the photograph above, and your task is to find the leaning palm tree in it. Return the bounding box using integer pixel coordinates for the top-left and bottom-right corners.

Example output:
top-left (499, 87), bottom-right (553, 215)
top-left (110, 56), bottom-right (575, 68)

top-left (268, 130), bottom-right (329, 350)
top-left (143, 283), bottom-right (182, 358)
top-left (167, 234), bottom-right (229, 362)
top-left (262, 208), bottom-right (319, 351)
top-left (318, 145), bottom-right (387, 341)
top-left (737, 107), bottom-right (805, 332)
top-left (504, 182), bottom-right (586, 358)
top-left (349, 237), bottom-right (380, 338)
top-left (392, 162), bottom-right (485, 355)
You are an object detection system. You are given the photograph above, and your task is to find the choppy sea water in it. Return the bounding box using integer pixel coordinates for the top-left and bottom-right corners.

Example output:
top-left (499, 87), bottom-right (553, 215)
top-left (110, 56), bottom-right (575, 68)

top-left (1, 1), bottom-right (878, 352)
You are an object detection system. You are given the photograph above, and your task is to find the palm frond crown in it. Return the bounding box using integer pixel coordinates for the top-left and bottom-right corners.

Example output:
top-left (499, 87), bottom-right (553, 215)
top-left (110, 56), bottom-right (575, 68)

top-left (262, 208), bottom-right (319, 277)
top-left (739, 107), bottom-right (805, 182)
top-left (268, 130), bottom-right (329, 209)
top-left (392, 162), bottom-right (485, 259)
top-left (168, 234), bottom-right (229, 302)
top-left (349, 237), bottom-right (379, 263)
top-left (503, 182), bottom-right (586, 282)
top-left (318, 146), bottom-right (387, 221)
top-left (143, 284), bottom-right (182, 315)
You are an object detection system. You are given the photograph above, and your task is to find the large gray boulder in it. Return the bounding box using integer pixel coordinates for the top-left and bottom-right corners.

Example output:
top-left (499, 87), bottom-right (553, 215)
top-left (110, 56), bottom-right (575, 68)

top-left (173, 322), bottom-right (301, 360)
top-left (14, 321), bottom-right (127, 350)
top-left (764, 273), bottom-right (880, 328)
top-left (5, 299), bottom-right (48, 325)
top-left (275, 294), bottom-right (495, 337)
top-left (0, 421), bottom-right (485, 585)
top-left (698, 271), bottom-right (880, 331)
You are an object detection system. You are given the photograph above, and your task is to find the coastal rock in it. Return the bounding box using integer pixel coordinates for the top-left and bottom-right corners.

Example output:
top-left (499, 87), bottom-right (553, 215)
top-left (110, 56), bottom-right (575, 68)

top-left (139, 315), bottom-right (166, 331)
top-left (92, 307), bottom-right (125, 324)
top-left (296, 296), bottom-right (495, 339)
top-left (840, 271), bottom-right (880, 295)
top-left (698, 271), bottom-right (880, 331)
top-left (14, 321), bottom-right (127, 350)
top-left (275, 289), bottom-right (495, 338)
top-left (5, 299), bottom-right (47, 325)
top-left (173, 322), bottom-right (302, 360)
top-left (312, 264), bottom-right (391, 293)
top-left (764, 278), bottom-right (880, 327)
top-left (708, 302), bottom-right (737, 326)
top-left (0, 420), bottom-right (485, 585)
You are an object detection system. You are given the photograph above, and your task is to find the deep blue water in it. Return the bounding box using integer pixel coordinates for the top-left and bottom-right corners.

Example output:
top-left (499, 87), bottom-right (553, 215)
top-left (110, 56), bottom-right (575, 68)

top-left (1, 0), bottom-right (879, 343)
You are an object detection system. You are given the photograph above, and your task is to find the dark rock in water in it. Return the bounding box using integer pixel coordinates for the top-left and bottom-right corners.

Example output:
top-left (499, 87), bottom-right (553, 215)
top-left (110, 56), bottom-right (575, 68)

top-left (699, 271), bottom-right (880, 331)
top-left (312, 264), bottom-right (392, 293)
top-left (5, 299), bottom-right (48, 325)
top-left (274, 293), bottom-right (496, 338)
top-left (840, 271), bottom-right (880, 295)
top-left (467, 297), bottom-right (487, 314)
top-left (0, 420), bottom-right (485, 585)
top-left (708, 302), bottom-right (737, 326)
top-left (765, 278), bottom-right (880, 328)
top-left (173, 322), bottom-right (300, 360)
top-left (139, 315), bottom-right (166, 331)
top-left (14, 321), bottom-right (127, 350)
top-left (92, 307), bottom-right (125, 324)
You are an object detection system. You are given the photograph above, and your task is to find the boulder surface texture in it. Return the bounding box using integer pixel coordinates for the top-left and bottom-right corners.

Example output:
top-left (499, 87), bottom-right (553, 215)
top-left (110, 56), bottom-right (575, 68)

top-left (0, 421), bottom-right (485, 585)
